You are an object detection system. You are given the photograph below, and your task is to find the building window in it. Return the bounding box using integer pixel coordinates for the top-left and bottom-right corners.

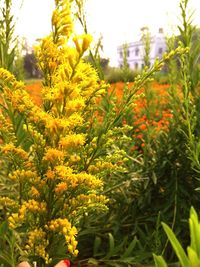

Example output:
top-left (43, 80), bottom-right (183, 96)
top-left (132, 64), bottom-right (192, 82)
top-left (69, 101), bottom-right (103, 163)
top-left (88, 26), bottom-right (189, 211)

top-left (135, 48), bottom-right (139, 56)
top-left (127, 49), bottom-right (130, 57)
top-left (158, 47), bottom-right (163, 54)
top-left (134, 62), bottom-right (138, 69)
top-left (120, 51), bottom-right (123, 58)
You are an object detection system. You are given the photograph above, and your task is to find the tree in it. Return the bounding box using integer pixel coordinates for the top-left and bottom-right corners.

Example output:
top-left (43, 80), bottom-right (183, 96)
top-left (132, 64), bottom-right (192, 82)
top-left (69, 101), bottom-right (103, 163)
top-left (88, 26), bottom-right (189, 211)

top-left (141, 26), bottom-right (151, 68)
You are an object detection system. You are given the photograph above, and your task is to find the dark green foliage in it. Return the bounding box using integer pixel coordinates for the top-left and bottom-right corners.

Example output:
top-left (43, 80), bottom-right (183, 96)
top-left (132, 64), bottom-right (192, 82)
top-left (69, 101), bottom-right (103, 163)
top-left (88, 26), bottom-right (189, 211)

top-left (105, 67), bottom-right (139, 83)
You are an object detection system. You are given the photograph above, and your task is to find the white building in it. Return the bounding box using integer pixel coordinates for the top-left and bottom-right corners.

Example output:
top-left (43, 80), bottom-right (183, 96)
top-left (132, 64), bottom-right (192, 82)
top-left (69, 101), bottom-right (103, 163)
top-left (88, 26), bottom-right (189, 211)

top-left (117, 28), bottom-right (167, 70)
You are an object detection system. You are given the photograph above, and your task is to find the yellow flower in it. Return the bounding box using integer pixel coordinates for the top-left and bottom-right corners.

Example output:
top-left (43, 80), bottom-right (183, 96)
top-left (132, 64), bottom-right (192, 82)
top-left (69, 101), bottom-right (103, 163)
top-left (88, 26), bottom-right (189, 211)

top-left (1, 143), bottom-right (29, 160)
top-left (46, 169), bottom-right (55, 180)
top-left (18, 200), bottom-right (47, 221)
top-left (65, 98), bottom-right (85, 114)
top-left (52, 9), bottom-right (59, 26)
top-left (26, 228), bottom-right (50, 263)
top-left (73, 34), bottom-right (93, 55)
top-left (68, 113), bottom-right (84, 128)
top-left (1, 143), bottom-right (16, 153)
top-left (74, 172), bottom-right (103, 188)
top-left (43, 148), bottom-right (65, 163)
top-left (45, 117), bottom-right (70, 133)
top-left (55, 182), bottom-right (68, 194)
top-left (73, 36), bottom-right (81, 54)
top-left (8, 170), bottom-right (37, 182)
top-left (55, 165), bottom-right (73, 179)
top-left (53, 0), bottom-right (73, 40)
top-left (0, 197), bottom-right (16, 207)
top-left (8, 213), bottom-right (19, 228)
top-left (82, 34), bottom-right (93, 52)
top-left (31, 186), bottom-right (40, 198)
top-left (69, 154), bottom-right (81, 163)
top-left (59, 133), bottom-right (85, 150)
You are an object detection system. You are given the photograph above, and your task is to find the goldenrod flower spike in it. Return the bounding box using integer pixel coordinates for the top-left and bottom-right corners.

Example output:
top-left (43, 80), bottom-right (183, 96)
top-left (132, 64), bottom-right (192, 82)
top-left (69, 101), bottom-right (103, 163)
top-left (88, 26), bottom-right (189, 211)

top-left (0, 0), bottom-right (108, 263)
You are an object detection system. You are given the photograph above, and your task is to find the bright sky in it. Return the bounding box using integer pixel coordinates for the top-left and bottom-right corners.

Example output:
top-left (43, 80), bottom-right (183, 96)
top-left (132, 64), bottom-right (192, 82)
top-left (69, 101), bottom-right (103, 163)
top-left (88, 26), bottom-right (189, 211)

top-left (14, 0), bottom-right (200, 66)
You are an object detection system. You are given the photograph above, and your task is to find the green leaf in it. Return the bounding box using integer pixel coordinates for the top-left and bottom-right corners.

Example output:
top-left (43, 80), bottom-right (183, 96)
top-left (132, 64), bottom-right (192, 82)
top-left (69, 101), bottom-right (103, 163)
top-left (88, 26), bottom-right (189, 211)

top-left (153, 254), bottom-right (168, 267)
top-left (187, 247), bottom-right (200, 267)
top-left (104, 233), bottom-right (115, 259)
top-left (0, 253), bottom-right (12, 266)
top-left (0, 221), bottom-right (8, 236)
top-left (162, 222), bottom-right (189, 267)
top-left (93, 236), bottom-right (102, 256)
top-left (121, 236), bottom-right (138, 258)
top-left (189, 207), bottom-right (200, 257)
top-left (152, 171), bottom-right (157, 184)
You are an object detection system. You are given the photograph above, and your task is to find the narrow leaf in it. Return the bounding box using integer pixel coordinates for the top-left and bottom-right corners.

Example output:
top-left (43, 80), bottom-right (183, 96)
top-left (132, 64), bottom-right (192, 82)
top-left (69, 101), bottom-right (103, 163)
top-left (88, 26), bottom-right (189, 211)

top-left (162, 222), bottom-right (189, 267)
top-left (187, 247), bottom-right (200, 267)
top-left (189, 207), bottom-right (200, 257)
top-left (93, 236), bottom-right (102, 256)
top-left (153, 254), bottom-right (168, 267)
top-left (104, 233), bottom-right (115, 259)
top-left (121, 236), bottom-right (138, 258)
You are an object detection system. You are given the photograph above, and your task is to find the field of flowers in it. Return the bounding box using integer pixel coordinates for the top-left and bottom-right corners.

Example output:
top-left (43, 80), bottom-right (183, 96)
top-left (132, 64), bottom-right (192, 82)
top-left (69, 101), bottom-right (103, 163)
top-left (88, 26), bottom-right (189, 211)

top-left (1, 0), bottom-right (200, 267)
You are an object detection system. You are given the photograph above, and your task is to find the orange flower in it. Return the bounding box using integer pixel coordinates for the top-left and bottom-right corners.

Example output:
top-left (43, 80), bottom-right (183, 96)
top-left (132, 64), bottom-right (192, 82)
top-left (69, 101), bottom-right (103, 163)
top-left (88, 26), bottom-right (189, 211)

top-left (139, 124), bottom-right (147, 130)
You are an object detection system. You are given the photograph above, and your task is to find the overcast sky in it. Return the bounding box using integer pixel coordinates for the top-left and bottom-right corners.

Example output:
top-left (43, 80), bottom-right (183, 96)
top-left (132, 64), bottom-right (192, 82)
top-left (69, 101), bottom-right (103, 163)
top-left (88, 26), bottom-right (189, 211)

top-left (14, 0), bottom-right (200, 66)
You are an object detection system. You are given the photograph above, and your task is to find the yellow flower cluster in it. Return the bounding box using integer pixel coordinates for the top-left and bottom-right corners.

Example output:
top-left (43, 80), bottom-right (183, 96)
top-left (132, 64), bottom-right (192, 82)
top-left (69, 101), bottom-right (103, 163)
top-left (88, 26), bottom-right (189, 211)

top-left (71, 62), bottom-right (100, 99)
top-left (55, 182), bottom-right (68, 194)
top-left (8, 213), bottom-right (20, 229)
top-left (0, 113), bottom-right (16, 143)
top-left (8, 199), bottom-right (46, 227)
top-left (7, 89), bottom-right (33, 113)
top-left (52, 0), bottom-right (73, 43)
top-left (54, 165), bottom-right (73, 178)
top-left (88, 161), bottom-right (115, 174)
top-left (24, 124), bottom-right (46, 147)
top-left (59, 133), bottom-right (85, 150)
top-left (18, 200), bottom-right (46, 220)
top-left (0, 196), bottom-right (16, 208)
top-left (0, 67), bottom-right (16, 84)
top-left (30, 186), bottom-right (40, 198)
top-left (45, 117), bottom-right (70, 134)
top-left (31, 113), bottom-right (84, 135)
top-left (0, 0), bottom-right (109, 263)
top-left (54, 166), bottom-right (103, 189)
top-left (69, 193), bottom-right (109, 213)
top-left (43, 148), bottom-right (65, 163)
top-left (8, 169), bottom-right (37, 182)
top-left (69, 154), bottom-right (81, 164)
top-left (25, 228), bottom-right (50, 264)
top-left (35, 36), bottom-right (60, 77)
top-left (47, 218), bottom-right (78, 257)
top-left (73, 34), bottom-right (93, 55)
top-left (65, 98), bottom-right (86, 115)
top-left (1, 143), bottom-right (29, 160)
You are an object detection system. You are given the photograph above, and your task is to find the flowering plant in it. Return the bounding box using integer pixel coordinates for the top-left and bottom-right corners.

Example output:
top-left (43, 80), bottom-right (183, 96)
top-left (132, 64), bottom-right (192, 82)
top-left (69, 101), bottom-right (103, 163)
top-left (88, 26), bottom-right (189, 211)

top-left (0, 0), bottom-right (109, 265)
